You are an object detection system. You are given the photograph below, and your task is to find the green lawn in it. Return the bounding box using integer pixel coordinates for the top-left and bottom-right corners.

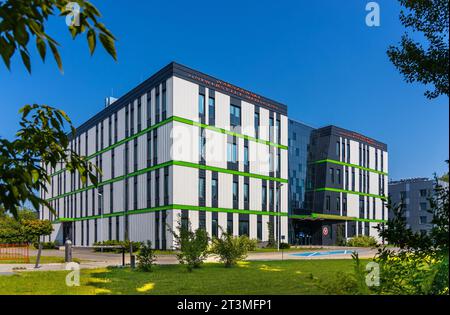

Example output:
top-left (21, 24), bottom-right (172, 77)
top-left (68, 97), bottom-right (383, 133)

top-left (0, 256), bottom-right (82, 264)
top-left (0, 259), bottom-right (366, 295)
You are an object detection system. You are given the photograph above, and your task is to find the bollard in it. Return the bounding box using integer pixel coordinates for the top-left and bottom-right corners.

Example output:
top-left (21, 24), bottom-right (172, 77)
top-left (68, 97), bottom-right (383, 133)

top-left (65, 239), bottom-right (72, 263)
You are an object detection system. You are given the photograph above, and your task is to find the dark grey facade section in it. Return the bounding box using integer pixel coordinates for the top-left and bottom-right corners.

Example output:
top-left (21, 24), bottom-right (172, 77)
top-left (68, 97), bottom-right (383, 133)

top-left (388, 178), bottom-right (448, 234)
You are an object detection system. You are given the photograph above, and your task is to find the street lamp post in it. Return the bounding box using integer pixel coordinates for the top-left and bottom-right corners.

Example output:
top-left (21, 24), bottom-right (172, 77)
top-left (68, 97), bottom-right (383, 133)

top-left (98, 192), bottom-right (103, 253)
top-left (276, 182), bottom-right (284, 252)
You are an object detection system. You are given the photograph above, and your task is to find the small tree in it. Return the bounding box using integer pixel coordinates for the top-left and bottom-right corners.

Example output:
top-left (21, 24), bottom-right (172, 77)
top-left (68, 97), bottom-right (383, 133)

top-left (372, 167), bottom-right (449, 295)
top-left (137, 241), bottom-right (156, 272)
top-left (210, 227), bottom-right (249, 267)
top-left (168, 215), bottom-right (209, 272)
top-left (0, 208), bottom-right (52, 244)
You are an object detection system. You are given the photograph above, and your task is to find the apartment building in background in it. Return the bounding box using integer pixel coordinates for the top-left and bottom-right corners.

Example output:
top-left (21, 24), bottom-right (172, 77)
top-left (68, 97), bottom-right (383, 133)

top-left (388, 178), bottom-right (448, 235)
top-left (40, 62), bottom-right (289, 249)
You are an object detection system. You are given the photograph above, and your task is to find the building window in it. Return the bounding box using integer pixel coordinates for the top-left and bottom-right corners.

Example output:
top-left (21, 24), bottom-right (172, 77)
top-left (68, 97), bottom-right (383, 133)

top-left (343, 197), bottom-right (347, 213)
top-left (227, 217), bottom-right (233, 234)
top-left (208, 97), bottom-right (215, 123)
top-left (254, 112), bottom-right (260, 138)
top-left (345, 168), bottom-right (349, 190)
top-left (420, 189), bottom-right (427, 197)
top-left (137, 98), bottom-right (142, 132)
top-left (262, 184), bottom-right (267, 208)
top-left (330, 168), bottom-right (334, 183)
top-left (199, 133), bottom-right (206, 161)
top-left (359, 172), bottom-right (362, 192)
top-left (147, 93), bottom-right (151, 126)
top-left (336, 197), bottom-right (341, 211)
top-left (130, 103), bottom-right (134, 136)
top-left (342, 140), bottom-right (345, 160)
top-left (164, 172), bottom-right (169, 203)
top-left (155, 90), bottom-right (160, 123)
top-left (198, 94), bottom-right (205, 116)
top-left (420, 202), bottom-right (427, 211)
top-left (325, 196), bottom-right (330, 211)
top-left (336, 141), bottom-right (340, 158)
top-left (372, 199), bottom-right (376, 220)
top-left (244, 145), bottom-right (249, 166)
top-left (230, 105), bottom-right (241, 127)
top-left (359, 198), bottom-right (364, 218)
top-left (212, 218), bottom-right (218, 237)
top-left (276, 119), bottom-right (281, 143)
top-left (212, 179), bottom-right (218, 201)
top-left (244, 183), bottom-right (249, 203)
top-left (269, 117), bottom-right (274, 141)
top-left (227, 142), bottom-right (237, 163)
top-left (375, 150), bottom-right (378, 170)
top-left (239, 220), bottom-right (249, 236)
top-left (199, 177), bottom-right (205, 200)
top-left (257, 219), bottom-right (262, 241)
top-left (161, 84), bottom-right (167, 120)
top-left (419, 216), bottom-right (427, 224)
top-left (269, 187), bottom-right (274, 206)
top-left (336, 169), bottom-right (341, 184)
top-left (400, 191), bottom-right (407, 200)
top-left (232, 181), bottom-right (238, 201)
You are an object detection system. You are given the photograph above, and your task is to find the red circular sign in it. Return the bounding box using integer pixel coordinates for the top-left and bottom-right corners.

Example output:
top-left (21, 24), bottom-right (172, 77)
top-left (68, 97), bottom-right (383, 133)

top-left (322, 226), bottom-right (329, 236)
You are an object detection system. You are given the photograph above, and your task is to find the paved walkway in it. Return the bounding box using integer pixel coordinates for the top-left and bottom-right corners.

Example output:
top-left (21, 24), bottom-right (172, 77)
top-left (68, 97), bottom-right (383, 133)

top-left (0, 247), bottom-right (379, 274)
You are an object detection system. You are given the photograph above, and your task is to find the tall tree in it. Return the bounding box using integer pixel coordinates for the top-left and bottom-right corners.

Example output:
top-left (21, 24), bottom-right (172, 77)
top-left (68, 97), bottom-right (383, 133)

top-left (0, 0), bottom-right (116, 73)
top-left (0, 0), bottom-right (116, 218)
top-left (387, 0), bottom-right (449, 99)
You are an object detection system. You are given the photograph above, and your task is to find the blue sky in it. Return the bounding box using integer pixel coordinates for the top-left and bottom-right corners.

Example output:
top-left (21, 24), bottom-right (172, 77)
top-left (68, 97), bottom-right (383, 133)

top-left (0, 0), bottom-right (448, 180)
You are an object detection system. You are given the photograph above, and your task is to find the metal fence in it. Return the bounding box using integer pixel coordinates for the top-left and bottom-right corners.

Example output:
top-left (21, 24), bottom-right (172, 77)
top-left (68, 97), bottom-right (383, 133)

top-left (0, 243), bottom-right (30, 263)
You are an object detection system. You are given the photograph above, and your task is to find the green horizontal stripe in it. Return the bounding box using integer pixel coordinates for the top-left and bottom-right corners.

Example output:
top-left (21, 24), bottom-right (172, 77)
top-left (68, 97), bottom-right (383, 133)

top-left (47, 160), bottom-right (287, 202)
top-left (55, 204), bottom-right (287, 223)
top-left (51, 115), bottom-right (287, 177)
top-left (312, 159), bottom-right (388, 175)
top-left (313, 187), bottom-right (387, 200)
top-left (289, 212), bottom-right (387, 223)
top-left (172, 116), bottom-right (288, 150)
top-left (173, 161), bottom-right (288, 183)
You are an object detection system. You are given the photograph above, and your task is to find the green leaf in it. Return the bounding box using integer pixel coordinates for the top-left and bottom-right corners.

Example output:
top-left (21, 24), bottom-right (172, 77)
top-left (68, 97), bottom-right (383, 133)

top-left (36, 36), bottom-right (46, 61)
top-left (20, 49), bottom-right (31, 73)
top-left (87, 29), bottom-right (96, 55)
top-left (99, 33), bottom-right (117, 61)
top-left (48, 41), bottom-right (63, 72)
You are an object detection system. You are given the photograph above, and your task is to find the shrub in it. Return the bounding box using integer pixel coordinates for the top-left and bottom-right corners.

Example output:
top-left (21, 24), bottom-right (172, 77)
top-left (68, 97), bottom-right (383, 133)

top-left (92, 240), bottom-right (142, 253)
top-left (168, 216), bottom-right (209, 272)
top-left (210, 228), bottom-right (249, 267)
top-left (346, 235), bottom-right (377, 247)
top-left (240, 236), bottom-right (258, 251)
top-left (320, 253), bottom-right (371, 295)
top-left (280, 242), bottom-right (290, 249)
top-left (32, 241), bottom-right (57, 249)
top-left (137, 241), bottom-right (157, 272)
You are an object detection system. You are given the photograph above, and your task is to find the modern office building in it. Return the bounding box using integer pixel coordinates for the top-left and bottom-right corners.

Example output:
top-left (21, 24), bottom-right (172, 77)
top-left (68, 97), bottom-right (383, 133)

top-left (287, 119), bottom-right (314, 244)
top-left (288, 122), bottom-right (389, 245)
top-left (40, 62), bottom-right (289, 249)
top-left (388, 178), bottom-right (448, 234)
